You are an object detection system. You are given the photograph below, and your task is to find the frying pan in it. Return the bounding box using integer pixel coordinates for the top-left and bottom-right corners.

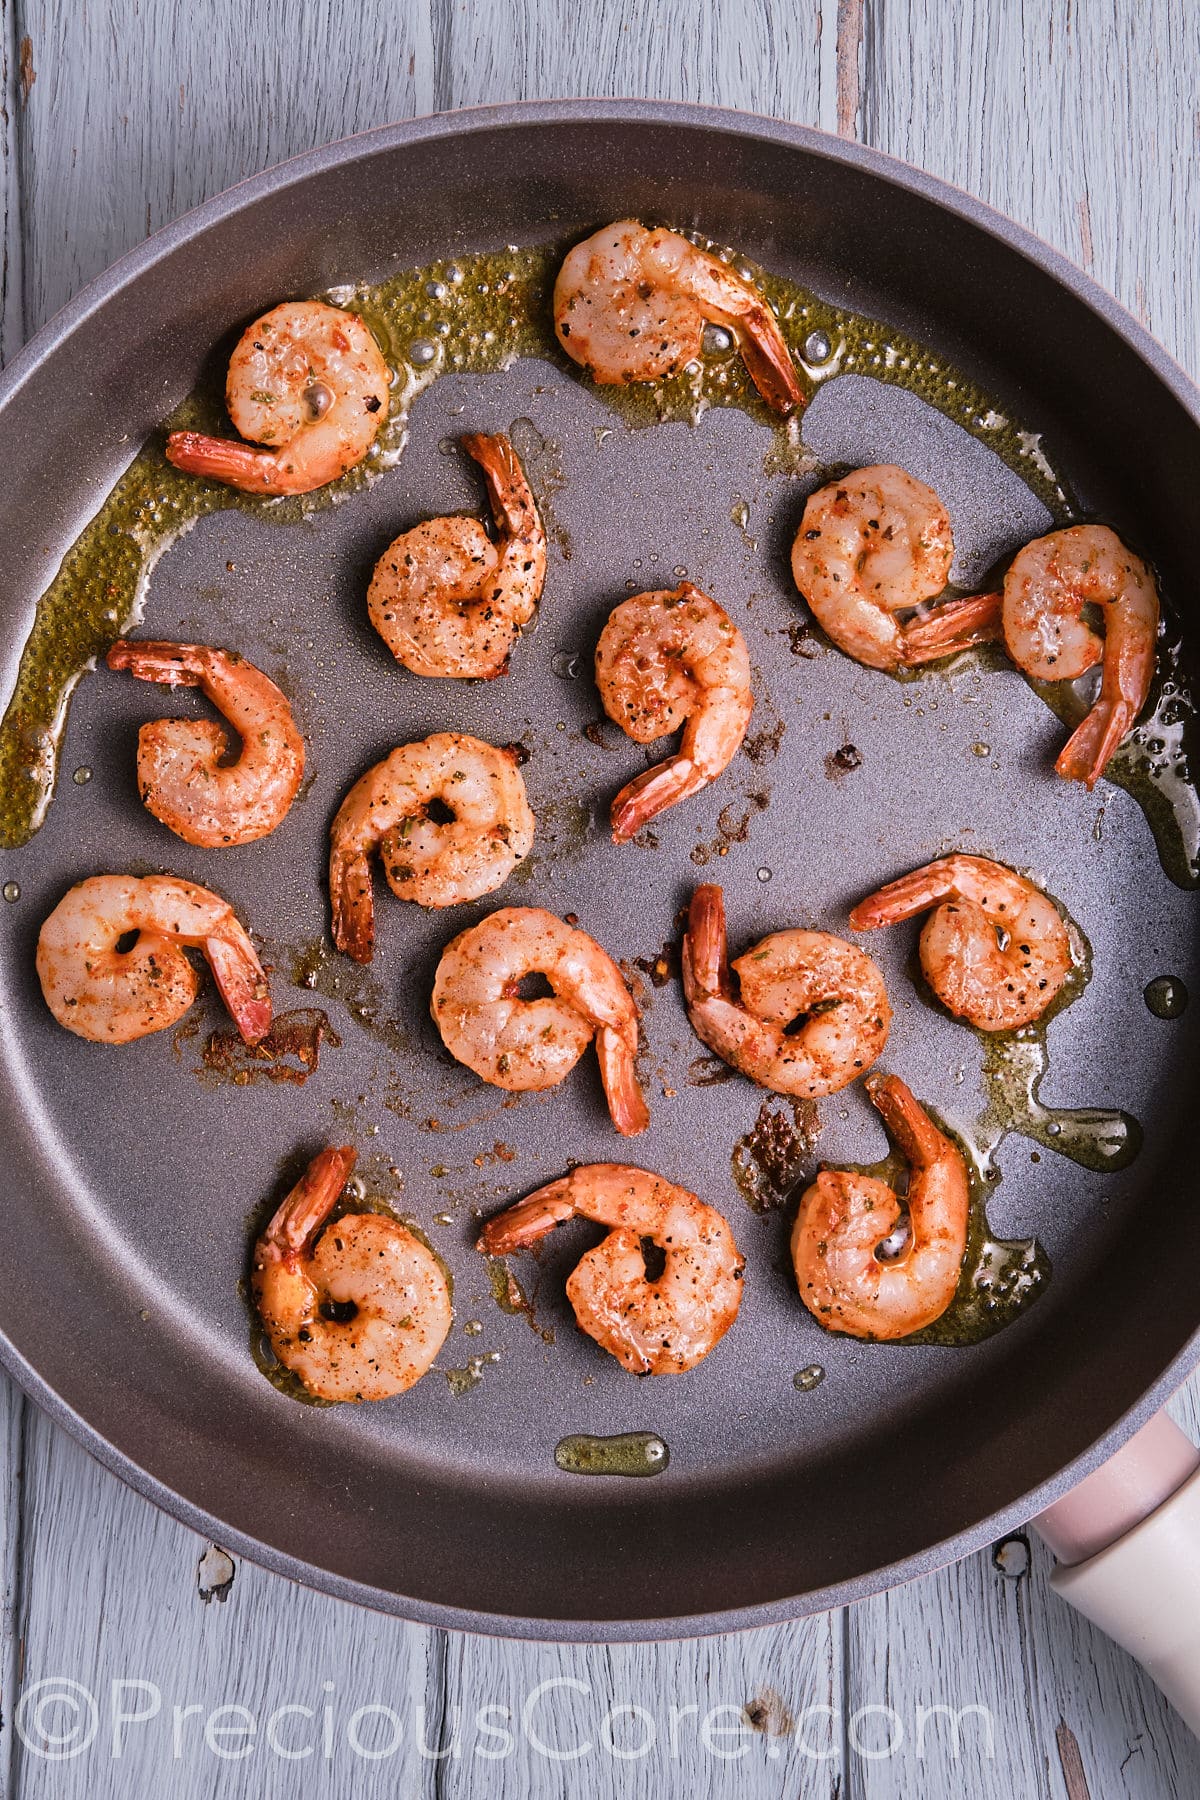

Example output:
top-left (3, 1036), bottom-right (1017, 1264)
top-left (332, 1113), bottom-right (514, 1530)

top-left (1, 99), bottom-right (1199, 1644)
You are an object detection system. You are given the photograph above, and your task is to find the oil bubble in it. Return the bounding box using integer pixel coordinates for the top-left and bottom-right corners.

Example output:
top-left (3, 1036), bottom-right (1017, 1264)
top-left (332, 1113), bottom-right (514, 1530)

top-left (703, 323), bottom-right (734, 355)
top-left (72, 766), bottom-right (92, 785)
top-left (793, 1364), bottom-right (825, 1391)
top-left (804, 329), bottom-right (832, 363)
top-left (551, 651), bottom-right (580, 680)
top-left (1144, 975), bottom-right (1188, 1019)
top-left (2, 881), bottom-right (19, 903)
top-left (408, 338), bottom-right (437, 366)
top-left (757, 868), bottom-right (772, 883)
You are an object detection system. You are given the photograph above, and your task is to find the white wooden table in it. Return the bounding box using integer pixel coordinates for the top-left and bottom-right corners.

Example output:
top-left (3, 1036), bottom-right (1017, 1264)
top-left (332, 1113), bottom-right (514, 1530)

top-left (2, 3), bottom-right (1198, 1794)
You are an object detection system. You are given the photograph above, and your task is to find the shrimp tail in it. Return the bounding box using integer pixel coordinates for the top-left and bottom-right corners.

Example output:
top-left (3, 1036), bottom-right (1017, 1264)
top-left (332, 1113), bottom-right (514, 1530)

top-left (864, 1073), bottom-right (946, 1166)
top-left (611, 757), bottom-right (703, 841)
top-left (681, 883), bottom-right (734, 1003)
top-left (848, 863), bottom-right (949, 931)
top-left (330, 848), bottom-right (374, 964)
top-left (204, 932), bottom-right (272, 1044)
top-left (106, 639), bottom-right (208, 687)
top-left (681, 884), bottom-right (790, 1080)
top-left (900, 592), bottom-right (1004, 666)
top-left (165, 430), bottom-right (283, 495)
top-left (476, 1179), bottom-right (576, 1254)
top-left (461, 432), bottom-right (540, 538)
top-left (1055, 698), bottom-right (1133, 790)
top-left (595, 1026), bottom-right (650, 1136)
top-left (734, 308), bottom-right (805, 416)
top-left (264, 1145), bottom-right (358, 1251)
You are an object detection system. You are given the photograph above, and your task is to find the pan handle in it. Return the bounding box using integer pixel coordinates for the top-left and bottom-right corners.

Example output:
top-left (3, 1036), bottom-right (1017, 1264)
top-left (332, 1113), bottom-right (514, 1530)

top-left (1035, 1412), bottom-right (1200, 1734)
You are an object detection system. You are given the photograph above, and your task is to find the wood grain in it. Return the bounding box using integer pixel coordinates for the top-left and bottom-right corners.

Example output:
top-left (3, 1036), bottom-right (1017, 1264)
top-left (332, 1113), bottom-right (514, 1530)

top-left (862, 0), bottom-right (1200, 375)
top-left (16, 0), bottom-right (435, 333)
top-left (12, 1415), bottom-right (440, 1798)
top-left (2, 1), bottom-right (1200, 1795)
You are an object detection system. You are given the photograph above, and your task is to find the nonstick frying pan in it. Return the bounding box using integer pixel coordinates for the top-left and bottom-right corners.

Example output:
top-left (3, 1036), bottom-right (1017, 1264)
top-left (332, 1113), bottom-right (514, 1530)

top-left (0, 100), bottom-right (1198, 1639)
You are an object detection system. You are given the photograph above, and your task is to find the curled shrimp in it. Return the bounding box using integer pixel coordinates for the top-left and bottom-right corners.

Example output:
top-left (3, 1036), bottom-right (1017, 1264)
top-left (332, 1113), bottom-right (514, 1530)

top-left (105, 640), bottom-right (304, 846)
top-left (165, 300), bottom-right (390, 495)
top-left (791, 1073), bottom-right (969, 1340)
top-left (431, 906), bottom-right (649, 1136)
top-left (791, 465), bottom-right (1002, 672)
top-left (595, 583), bottom-right (753, 841)
top-left (850, 854), bottom-right (1073, 1032)
top-left (479, 1163), bottom-right (744, 1373)
top-left (36, 873), bottom-right (270, 1045)
top-left (329, 733), bottom-right (534, 962)
top-left (554, 220), bottom-right (802, 415)
top-left (1001, 525), bottom-right (1159, 788)
top-left (367, 433), bottom-right (546, 679)
top-left (252, 1146), bottom-right (452, 1402)
top-left (682, 883), bottom-right (890, 1097)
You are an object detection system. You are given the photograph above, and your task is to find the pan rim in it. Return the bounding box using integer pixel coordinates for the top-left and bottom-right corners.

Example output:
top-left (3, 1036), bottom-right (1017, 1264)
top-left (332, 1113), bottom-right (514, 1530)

top-left (3, 96), bottom-right (1199, 1639)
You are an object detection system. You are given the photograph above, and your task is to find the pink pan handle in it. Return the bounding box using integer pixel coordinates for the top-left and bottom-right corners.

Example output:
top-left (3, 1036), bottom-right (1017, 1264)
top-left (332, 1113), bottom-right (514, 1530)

top-left (1034, 1412), bottom-right (1200, 1733)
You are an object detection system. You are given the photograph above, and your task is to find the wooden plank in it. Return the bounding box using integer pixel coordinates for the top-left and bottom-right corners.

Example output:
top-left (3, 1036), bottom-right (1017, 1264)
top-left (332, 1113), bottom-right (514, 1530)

top-left (850, 1), bottom-right (1200, 1790)
top-left (861, 0), bottom-right (1200, 374)
top-left (9, 6), bottom-right (445, 1797)
top-left (0, 1), bottom-right (30, 1792)
top-left (431, 13), bottom-right (849, 1800)
top-left (11, 1414), bottom-right (440, 1797)
top-left (440, 0), bottom-right (823, 119)
top-left (16, 0), bottom-right (435, 334)
top-left (440, 1626), bottom-right (844, 1799)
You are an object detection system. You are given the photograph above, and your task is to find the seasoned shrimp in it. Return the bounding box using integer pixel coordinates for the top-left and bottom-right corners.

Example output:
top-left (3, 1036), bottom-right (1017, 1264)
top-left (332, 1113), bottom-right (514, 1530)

top-left (1001, 525), bottom-right (1159, 788)
top-left (791, 465), bottom-right (1002, 672)
top-left (165, 300), bottom-right (389, 495)
top-left (329, 734), bottom-right (534, 962)
top-left (106, 640), bottom-right (304, 846)
top-left (252, 1146), bottom-right (452, 1402)
top-left (479, 1163), bottom-right (743, 1373)
top-left (682, 883), bottom-right (890, 1097)
top-left (595, 583), bottom-right (753, 840)
top-left (850, 854), bottom-right (1072, 1032)
top-left (368, 433), bottom-right (546, 679)
top-left (36, 873), bottom-right (270, 1045)
top-left (431, 906), bottom-right (649, 1135)
top-left (554, 220), bottom-right (802, 415)
top-left (791, 1073), bottom-right (969, 1340)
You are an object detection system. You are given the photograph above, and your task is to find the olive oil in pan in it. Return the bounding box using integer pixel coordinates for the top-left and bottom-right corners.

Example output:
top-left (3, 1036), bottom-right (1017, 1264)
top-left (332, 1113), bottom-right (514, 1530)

top-left (835, 1122), bottom-right (1050, 1347)
top-left (966, 910), bottom-right (1142, 1176)
top-left (7, 234), bottom-right (1193, 875)
top-left (1026, 616), bottom-right (1200, 890)
top-left (1144, 974), bottom-right (1188, 1019)
top-left (554, 1431), bottom-right (669, 1477)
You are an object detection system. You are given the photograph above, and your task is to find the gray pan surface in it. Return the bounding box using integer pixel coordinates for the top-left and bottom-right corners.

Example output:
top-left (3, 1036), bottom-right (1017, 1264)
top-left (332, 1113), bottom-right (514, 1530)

top-left (0, 102), bottom-right (1199, 1638)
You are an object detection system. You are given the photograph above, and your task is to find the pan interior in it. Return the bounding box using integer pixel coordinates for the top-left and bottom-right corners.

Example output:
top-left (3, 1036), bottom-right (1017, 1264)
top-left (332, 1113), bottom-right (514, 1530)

top-left (0, 110), bottom-right (1198, 1632)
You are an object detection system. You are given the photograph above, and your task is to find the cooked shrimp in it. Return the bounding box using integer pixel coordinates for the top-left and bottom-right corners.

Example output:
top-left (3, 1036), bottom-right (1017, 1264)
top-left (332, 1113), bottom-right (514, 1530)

top-left (105, 640), bottom-right (304, 846)
top-left (367, 433), bottom-right (546, 679)
top-left (682, 883), bottom-right (890, 1097)
top-left (849, 854), bottom-right (1072, 1032)
top-left (165, 300), bottom-right (389, 495)
top-left (554, 220), bottom-right (802, 415)
top-left (595, 583), bottom-right (753, 840)
top-left (791, 1073), bottom-right (969, 1340)
top-left (1001, 524), bottom-right (1159, 788)
top-left (479, 1163), bottom-right (743, 1373)
top-left (329, 734), bottom-right (534, 962)
top-left (252, 1146), bottom-right (452, 1402)
top-left (791, 465), bottom-right (1003, 672)
top-left (36, 873), bottom-right (270, 1045)
top-left (431, 906), bottom-right (649, 1135)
